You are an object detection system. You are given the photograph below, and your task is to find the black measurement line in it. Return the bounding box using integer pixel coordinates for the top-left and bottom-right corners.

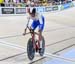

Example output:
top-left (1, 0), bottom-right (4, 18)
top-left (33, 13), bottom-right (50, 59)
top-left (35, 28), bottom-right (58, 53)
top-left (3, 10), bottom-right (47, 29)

top-left (46, 37), bottom-right (75, 47)
top-left (0, 27), bottom-right (68, 39)
top-left (0, 52), bottom-right (26, 61)
top-left (29, 57), bottom-right (46, 64)
top-left (53, 44), bottom-right (75, 54)
top-left (0, 37), bottom-right (75, 62)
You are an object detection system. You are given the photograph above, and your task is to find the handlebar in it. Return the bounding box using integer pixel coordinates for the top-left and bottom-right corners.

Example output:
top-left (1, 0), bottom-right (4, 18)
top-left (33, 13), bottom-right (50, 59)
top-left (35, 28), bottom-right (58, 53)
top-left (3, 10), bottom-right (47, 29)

top-left (23, 20), bottom-right (39, 36)
top-left (23, 26), bottom-right (39, 36)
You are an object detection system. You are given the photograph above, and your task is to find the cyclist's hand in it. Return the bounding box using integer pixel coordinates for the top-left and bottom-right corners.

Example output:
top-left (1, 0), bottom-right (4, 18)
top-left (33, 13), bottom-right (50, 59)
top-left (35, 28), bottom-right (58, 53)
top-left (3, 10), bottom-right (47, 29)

top-left (30, 28), bottom-right (34, 33)
top-left (23, 29), bottom-right (26, 36)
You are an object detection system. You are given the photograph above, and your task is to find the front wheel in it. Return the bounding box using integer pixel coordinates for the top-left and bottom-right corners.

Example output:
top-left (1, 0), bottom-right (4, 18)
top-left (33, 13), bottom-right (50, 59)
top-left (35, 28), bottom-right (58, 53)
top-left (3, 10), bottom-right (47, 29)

top-left (39, 36), bottom-right (45, 56)
top-left (27, 38), bottom-right (35, 60)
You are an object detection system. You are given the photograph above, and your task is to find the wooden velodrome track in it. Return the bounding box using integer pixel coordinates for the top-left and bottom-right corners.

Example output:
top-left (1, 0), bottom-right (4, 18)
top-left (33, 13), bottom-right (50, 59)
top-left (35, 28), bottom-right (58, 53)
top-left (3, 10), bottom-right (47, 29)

top-left (0, 7), bottom-right (75, 64)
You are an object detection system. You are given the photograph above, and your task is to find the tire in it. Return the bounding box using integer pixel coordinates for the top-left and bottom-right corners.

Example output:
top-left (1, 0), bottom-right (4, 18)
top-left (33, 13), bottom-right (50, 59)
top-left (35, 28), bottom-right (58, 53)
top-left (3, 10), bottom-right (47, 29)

top-left (39, 36), bottom-right (45, 56)
top-left (27, 38), bottom-right (35, 60)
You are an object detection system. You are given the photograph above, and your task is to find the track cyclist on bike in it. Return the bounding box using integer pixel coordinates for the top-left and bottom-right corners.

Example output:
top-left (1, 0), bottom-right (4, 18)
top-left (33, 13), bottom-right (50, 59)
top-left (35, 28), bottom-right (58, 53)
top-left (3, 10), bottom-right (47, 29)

top-left (23, 8), bottom-right (45, 50)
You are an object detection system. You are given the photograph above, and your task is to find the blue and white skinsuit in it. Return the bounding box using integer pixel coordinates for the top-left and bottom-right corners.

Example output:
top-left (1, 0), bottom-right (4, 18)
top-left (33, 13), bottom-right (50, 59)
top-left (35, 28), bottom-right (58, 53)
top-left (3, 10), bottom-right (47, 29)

top-left (28, 13), bottom-right (45, 31)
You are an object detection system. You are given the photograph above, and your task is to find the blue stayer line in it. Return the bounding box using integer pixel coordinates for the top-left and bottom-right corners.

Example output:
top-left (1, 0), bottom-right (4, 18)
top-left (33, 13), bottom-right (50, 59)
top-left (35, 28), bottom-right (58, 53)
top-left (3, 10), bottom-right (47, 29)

top-left (44, 59), bottom-right (75, 64)
top-left (61, 49), bottom-right (75, 59)
top-left (44, 49), bottom-right (75, 64)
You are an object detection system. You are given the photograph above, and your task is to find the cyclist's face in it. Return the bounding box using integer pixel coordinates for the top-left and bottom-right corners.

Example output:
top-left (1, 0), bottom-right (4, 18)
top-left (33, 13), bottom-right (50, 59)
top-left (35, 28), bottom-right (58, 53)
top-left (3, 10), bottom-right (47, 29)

top-left (30, 13), bottom-right (35, 17)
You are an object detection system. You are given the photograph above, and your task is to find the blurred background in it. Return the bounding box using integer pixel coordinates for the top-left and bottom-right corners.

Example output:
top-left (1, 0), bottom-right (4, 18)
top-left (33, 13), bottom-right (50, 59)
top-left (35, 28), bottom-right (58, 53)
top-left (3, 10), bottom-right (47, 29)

top-left (0, 0), bottom-right (74, 7)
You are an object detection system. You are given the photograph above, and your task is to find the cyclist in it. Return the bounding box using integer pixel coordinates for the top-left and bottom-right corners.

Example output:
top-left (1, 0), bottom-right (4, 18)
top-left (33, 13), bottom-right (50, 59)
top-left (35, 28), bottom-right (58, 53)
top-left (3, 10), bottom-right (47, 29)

top-left (23, 8), bottom-right (45, 50)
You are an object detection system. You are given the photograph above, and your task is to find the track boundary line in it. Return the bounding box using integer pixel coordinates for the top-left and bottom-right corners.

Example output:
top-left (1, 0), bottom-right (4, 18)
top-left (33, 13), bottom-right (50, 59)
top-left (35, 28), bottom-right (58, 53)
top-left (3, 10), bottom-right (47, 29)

top-left (0, 26), bottom-right (72, 39)
top-left (0, 36), bottom-right (74, 51)
top-left (0, 39), bottom-right (26, 50)
top-left (53, 44), bottom-right (75, 54)
top-left (0, 34), bottom-right (23, 39)
top-left (46, 37), bottom-right (75, 47)
top-left (0, 37), bottom-right (74, 62)
top-left (0, 44), bottom-right (74, 62)
top-left (29, 57), bottom-right (46, 64)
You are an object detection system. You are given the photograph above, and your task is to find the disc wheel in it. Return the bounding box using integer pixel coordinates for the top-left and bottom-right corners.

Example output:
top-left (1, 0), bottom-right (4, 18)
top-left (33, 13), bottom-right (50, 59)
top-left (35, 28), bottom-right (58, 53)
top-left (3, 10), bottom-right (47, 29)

top-left (27, 38), bottom-right (35, 60)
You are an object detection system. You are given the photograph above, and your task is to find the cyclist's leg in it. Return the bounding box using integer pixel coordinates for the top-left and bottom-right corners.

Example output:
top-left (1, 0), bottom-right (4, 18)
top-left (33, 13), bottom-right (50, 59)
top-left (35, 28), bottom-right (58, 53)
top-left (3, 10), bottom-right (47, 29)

top-left (31, 20), bottom-right (40, 42)
top-left (38, 16), bottom-right (45, 48)
top-left (38, 24), bottom-right (44, 49)
top-left (30, 20), bottom-right (39, 49)
top-left (31, 20), bottom-right (40, 30)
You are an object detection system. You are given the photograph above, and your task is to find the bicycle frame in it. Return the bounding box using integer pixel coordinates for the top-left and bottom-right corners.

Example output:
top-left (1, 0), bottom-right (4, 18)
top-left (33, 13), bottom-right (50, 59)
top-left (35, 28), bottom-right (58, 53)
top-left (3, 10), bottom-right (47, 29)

top-left (30, 30), bottom-right (40, 50)
top-left (25, 26), bottom-right (40, 50)
top-left (24, 20), bottom-right (41, 51)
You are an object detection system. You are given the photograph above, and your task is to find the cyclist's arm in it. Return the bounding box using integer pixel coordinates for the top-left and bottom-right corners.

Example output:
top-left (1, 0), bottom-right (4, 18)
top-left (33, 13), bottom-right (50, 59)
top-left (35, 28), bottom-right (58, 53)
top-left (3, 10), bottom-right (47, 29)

top-left (23, 16), bottom-right (30, 35)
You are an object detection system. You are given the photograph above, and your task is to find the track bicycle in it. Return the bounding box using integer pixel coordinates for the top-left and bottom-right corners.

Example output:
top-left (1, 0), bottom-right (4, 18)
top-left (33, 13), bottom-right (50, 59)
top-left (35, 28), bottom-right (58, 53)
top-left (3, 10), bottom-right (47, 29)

top-left (23, 23), bottom-right (45, 60)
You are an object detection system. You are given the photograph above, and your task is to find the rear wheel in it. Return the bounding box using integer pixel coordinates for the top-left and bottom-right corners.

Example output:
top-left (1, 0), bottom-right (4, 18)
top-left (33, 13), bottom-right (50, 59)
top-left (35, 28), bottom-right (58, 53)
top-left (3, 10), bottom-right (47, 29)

top-left (27, 38), bottom-right (35, 60)
top-left (39, 36), bottom-right (45, 56)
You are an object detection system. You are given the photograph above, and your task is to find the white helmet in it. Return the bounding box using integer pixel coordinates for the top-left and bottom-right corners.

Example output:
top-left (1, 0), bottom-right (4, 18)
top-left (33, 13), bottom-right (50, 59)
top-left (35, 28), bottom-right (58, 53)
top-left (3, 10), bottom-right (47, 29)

top-left (27, 8), bottom-right (36, 14)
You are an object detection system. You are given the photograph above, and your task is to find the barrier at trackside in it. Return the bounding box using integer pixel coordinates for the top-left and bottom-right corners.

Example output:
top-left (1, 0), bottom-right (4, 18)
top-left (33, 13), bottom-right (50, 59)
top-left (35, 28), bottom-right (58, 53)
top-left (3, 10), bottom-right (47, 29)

top-left (0, 1), bottom-right (75, 15)
top-left (0, 7), bottom-right (1, 14)
top-left (73, 1), bottom-right (75, 6)
top-left (58, 2), bottom-right (74, 10)
top-left (0, 7), bottom-right (26, 15)
top-left (0, 6), bottom-right (59, 15)
top-left (2, 8), bottom-right (14, 14)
